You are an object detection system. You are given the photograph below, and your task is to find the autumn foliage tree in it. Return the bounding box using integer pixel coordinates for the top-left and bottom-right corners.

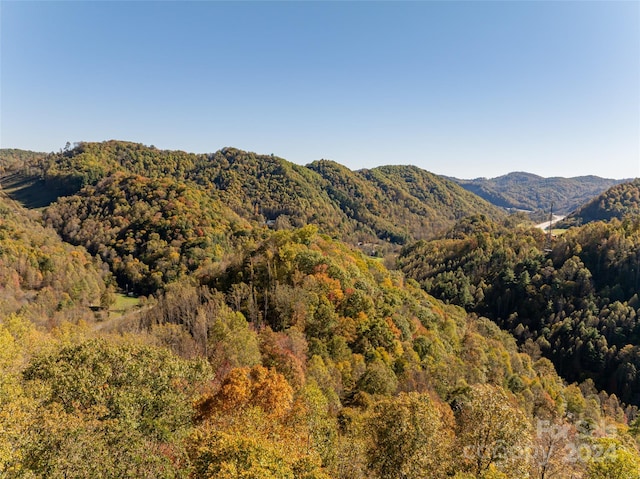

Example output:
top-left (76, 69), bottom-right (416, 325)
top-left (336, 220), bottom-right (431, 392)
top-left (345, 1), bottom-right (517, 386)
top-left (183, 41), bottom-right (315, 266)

top-left (367, 392), bottom-right (454, 479)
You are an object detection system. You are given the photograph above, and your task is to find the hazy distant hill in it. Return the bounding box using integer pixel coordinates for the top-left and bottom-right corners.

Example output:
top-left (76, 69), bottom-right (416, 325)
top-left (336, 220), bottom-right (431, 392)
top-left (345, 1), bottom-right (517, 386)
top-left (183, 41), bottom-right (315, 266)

top-left (561, 178), bottom-right (640, 225)
top-left (451, 171), bottom-right (625, 214)
top-left (9, 140), bottom-right (505, 246)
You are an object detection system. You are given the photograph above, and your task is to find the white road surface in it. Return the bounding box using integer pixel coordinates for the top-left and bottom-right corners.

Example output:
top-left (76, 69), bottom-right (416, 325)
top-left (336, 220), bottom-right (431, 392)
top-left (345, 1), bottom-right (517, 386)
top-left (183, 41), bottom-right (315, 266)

top-left (536, 215), bottom-right (566, 231)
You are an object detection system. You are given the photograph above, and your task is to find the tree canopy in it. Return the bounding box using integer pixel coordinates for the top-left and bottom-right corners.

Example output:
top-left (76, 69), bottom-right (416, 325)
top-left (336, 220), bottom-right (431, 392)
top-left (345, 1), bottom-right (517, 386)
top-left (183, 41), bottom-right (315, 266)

top-left (0, 140), bottom-right (638, 478)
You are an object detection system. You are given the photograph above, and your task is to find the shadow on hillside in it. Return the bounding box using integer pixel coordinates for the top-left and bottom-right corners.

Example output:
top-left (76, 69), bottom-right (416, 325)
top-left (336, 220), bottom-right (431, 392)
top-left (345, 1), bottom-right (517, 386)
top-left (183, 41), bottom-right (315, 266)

top-left (0, 173), bottom-right (62, 209)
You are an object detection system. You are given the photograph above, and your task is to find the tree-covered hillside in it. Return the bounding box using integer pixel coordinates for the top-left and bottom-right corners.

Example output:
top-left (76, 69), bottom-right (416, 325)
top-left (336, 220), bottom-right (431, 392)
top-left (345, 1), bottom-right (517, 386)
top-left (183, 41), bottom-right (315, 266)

top-left (3, 217), bottom-right (638, 478)
top-left (0, 148), bottom-right (47, 174)
top-left (0, 149), bottom-right (57, 209)
top-left (309, 161), bottom-right (504, 244)
top-left (0, 194), bottom-right (107, 327)
top-left (399, 214), bottom-right (640, 405)
top-left (43, 173), bottom-right (252, 295)
top-left (1, 140), bottom-right (639, 478)
top-left (562, 179), bottom-right (640, 226)
top-left (26, 140), bottom-right (506, 246)
top-left (452, 172), bottom-right (624, 214)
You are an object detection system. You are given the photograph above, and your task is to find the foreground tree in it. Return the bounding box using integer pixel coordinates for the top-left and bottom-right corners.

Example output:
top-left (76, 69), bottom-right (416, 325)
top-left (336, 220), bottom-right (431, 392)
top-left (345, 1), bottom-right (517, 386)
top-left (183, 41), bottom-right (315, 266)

top-left (455, 384), bottom-right (533, 478)
top-left (367, 392), bottom-right (454, 479)
top-left (188, 429), bottom-right (295, 479)
top-left (586, 437), bottom-right (640, 479)
top-left (530, 418), bottom-right (584, 479)
top-left (21, 339), bottom-right (211, 478)
top-left (190, 366), bottom-right (330, 479)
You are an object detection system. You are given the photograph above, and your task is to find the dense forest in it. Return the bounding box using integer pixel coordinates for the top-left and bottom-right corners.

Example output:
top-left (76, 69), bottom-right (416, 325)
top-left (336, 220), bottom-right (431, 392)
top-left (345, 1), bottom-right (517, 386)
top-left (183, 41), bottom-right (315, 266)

top-left (0, 142), bottom-right (639, 478)
top-left (561, 179), bottom-right (640, 226)
top-left (399, 187), bottom-right (640, 405)
top-left (308, 160), bottom-right (505, 244)
top-left (43, 173), bottom-right (251, 296)
top-left (0, 195), bottom-right (107, 326)
top-left (0, 149), bottom-right (46, 175)
top-left (15, 141), bottom-right (506, 246)
top-left (452, 172), bottom-right (624, 214)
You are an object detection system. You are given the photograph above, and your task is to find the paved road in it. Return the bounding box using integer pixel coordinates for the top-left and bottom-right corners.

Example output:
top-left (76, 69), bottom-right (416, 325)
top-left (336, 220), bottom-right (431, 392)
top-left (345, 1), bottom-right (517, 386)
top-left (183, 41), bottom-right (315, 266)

top-left (536, 215), bottom-right (566, 231)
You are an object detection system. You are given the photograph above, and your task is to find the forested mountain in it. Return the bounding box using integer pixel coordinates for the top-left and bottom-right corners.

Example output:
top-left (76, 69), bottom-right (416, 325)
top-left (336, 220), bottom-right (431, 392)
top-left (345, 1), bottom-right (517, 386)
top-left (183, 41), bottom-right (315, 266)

top-left (452, 172), bottom-right (624, 214)
top-left (399, 214), bottom-right (640, 405)
top-left (1, 140), bottom-right (640, 478)
top-left (562, 179), bottom-right (640, 226)
top-left (43, 173), bottom-right (251, 295)
top-left (2, 145), bottom-right (624, 219)
top-left (309, 161), bottom-right (504, 244)
top-left (26, 140), bottom-right (505, 245)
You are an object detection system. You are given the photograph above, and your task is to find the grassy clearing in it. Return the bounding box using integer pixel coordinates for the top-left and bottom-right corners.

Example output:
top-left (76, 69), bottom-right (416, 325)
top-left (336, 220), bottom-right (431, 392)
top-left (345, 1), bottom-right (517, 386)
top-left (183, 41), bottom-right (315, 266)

top-left (109, 294), bottom-right (141, 319)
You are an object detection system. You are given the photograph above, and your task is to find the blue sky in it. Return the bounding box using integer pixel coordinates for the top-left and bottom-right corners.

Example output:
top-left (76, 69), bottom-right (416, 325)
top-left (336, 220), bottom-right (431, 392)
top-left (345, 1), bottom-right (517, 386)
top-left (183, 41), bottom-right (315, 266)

top-left (1, 1), bottom-right (638, 179)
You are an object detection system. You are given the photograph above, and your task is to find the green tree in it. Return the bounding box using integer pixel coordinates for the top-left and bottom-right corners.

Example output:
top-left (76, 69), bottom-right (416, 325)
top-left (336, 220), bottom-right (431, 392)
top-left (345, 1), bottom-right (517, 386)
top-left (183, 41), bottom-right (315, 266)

top-left (586, 438), bottom-right (640, 479)
top-left (188, 430), bottom-right (295, 479)
top-left (455, 384), bottom-right (532, 478)
top-left (21, 339), bottom-right (211, 478)
top-left (367, 392), bottom-right (454, 479)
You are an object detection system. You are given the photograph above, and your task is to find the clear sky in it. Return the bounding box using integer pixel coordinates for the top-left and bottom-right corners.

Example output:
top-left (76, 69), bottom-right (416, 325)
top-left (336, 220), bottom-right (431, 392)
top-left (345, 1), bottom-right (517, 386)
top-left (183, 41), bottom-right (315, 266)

top-left (1, 1), bottom-right (639, 179)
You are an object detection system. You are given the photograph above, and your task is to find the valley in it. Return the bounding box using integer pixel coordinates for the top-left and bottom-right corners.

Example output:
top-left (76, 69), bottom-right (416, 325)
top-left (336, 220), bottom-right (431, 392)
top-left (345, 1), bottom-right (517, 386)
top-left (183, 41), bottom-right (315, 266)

top-left (0, 142), bottom-right (638, 478)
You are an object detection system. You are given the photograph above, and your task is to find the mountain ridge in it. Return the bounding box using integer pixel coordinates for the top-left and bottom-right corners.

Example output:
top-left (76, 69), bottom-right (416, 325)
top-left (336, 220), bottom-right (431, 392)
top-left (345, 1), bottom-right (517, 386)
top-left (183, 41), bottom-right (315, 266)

top-left (3, 145), bottom-right (628, 217)
top-left (561, 178), bottom-right (640, 226)
top-left (2, 141), bottom-right (506, 247)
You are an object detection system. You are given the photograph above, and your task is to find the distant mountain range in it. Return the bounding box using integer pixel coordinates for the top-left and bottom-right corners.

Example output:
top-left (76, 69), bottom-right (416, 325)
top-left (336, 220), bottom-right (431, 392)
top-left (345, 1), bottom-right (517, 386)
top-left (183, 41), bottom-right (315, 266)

top-left (450, 171), bottom-right (628, 214)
